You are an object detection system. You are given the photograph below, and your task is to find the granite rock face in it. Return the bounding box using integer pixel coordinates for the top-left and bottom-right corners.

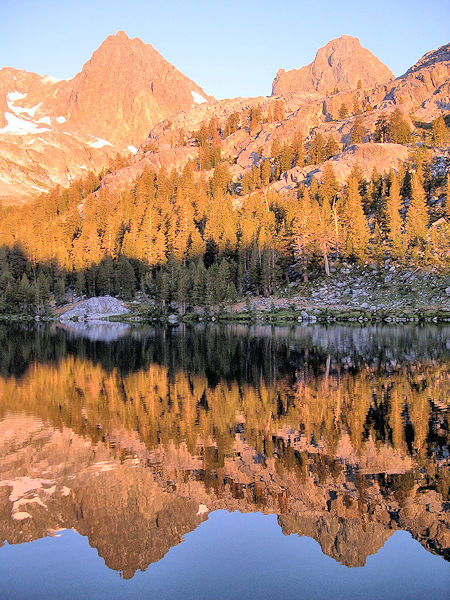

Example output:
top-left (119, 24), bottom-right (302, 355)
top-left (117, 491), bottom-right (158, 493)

top-left (272, 35), bottom-right (394, 96)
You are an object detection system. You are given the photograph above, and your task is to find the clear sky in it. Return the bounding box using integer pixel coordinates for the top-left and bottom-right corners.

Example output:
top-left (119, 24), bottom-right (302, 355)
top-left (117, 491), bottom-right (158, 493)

top-left (3, 0), bottom-right (449, 99)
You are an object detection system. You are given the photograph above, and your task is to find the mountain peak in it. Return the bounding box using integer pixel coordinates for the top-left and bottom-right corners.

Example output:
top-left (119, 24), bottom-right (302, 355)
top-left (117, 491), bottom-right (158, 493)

top-left (272, 35), bottom-right (394, 95)
top-left (50, 32), bottom-right (212, 145)
top-left (114, 29), bottom-right (129, 40)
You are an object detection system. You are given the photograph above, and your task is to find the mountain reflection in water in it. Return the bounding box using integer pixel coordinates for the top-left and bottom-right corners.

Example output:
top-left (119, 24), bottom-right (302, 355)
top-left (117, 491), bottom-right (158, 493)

top-left (0, 323), bottom-right (448, 585)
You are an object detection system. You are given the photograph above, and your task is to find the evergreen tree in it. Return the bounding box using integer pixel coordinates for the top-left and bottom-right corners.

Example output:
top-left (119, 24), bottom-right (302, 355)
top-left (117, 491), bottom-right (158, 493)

top-left (324, 136), bottom-right (339, 159)
top-left (279, 144), bottom-right (293, 173)
top-left (291, 132), bottom-right (305, 167)
top-left (405, 174), bottom-right (429, 246)
top-left (374, 115), bottom-right (389, 143)
top-left (350, 115), bottom-right (365, 144)
top-left (431, 115), bottom-right (448, 147)
top-left (388, 109), bottom-right (411, 144)
top-left (260, 159), bottom-right (271, 186)
top-left (96, 256), bottom-right (114, 295)
top-left (115, 256), bottom-right (135, 299)
top-left (273, 100), bottom-right (285, 122)
top-left (308, 133), bottom-right (325, 164)
top-left (339, 103), bottom-right (348, 119)
top-left (446, 172), bottom-right (450, 220)
top-left (386, 173), bottom-right (403, 256)
top-left (54, 276), bottom-right (66, 305)
top-left (344, 175), bottom-right (370, 261)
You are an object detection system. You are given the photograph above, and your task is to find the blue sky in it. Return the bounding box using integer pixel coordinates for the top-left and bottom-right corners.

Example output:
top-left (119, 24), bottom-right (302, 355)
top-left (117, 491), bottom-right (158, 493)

top-left (3, 0), bottom-right (449, 98)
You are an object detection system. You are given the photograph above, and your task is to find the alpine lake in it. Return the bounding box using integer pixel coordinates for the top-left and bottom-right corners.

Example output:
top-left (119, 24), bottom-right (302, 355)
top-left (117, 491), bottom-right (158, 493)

top-left (0, 322), bottom-right (448, 599)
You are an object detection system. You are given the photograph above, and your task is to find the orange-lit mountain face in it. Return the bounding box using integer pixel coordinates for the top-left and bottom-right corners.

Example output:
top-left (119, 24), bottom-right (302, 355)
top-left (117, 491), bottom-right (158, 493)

top-left (272, 35), bottom-right (395, 95)
top-left (0, 31), bottom-right (211, 203)
top-left (0, 33), bottom-right (448, 205)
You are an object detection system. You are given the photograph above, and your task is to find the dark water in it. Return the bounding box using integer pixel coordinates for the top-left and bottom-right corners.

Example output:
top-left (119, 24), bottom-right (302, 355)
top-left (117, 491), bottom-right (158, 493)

top-left (0, 322), bottom-right (448, 599)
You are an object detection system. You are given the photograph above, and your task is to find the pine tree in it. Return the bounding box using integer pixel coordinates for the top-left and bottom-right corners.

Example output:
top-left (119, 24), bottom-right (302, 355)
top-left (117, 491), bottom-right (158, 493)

top-left (320, 163), bottom-right (339, 205)
top-left (260, 159), bottom-right (271, 186)
top-left (431, 115), bottom-right (448, 147)
top-left (350, 115), bottom-right (365, 144)
top-left (291, 132), bottom-right (305, 167)
top-left (446, 172), bottom-right (450, 220)
top-left (279, 144), bottom-right (293, 173)
top-left (36, 271), bottom-right (50, 314)
top-left (386, 173), bottom-right (403, 256)
top-left (75, 270), bottom-right (86, 297)
top-left (19, 273), bottom-right (36, 313)
top-left (388, 108), bottom-right (411, 145)
top-left (344, 175), bottom-right (370, 261)
top-left (374, 115), bottom-right (389, 143)
top-left (324, 136), bottom-right (339, 159)
top-left (293, 188), bottom-right (315, 280)
top-left (316, 196), bottom-right (334, 276)
top-left (96, 256), bottom-right (114, 295)
top-left (54, 275), bottom-right (65, 305)
top-left (339, 103), bottom-right (348, 119)
top-left (273, 99), bottom-right (285, 122)
top-left (115, 256), bottom-right (135, 299)
top-left (308, 133), bottom-right (325, 164)
top-left (405, 174), bottom-right (429, 246)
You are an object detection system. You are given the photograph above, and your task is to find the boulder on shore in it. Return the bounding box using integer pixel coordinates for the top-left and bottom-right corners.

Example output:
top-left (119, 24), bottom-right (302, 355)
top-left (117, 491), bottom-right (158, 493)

top-left (58, 296), bottom-right (129, 321)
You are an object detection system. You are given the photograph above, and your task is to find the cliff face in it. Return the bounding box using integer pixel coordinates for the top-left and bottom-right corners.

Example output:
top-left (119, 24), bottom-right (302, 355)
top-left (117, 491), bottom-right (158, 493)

top-left (272, 36), bottom-right (394, 96)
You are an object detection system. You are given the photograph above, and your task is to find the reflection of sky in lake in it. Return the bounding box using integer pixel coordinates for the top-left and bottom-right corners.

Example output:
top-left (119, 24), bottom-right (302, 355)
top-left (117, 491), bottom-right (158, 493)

top-left (2, 512), bottom-right (449, 600)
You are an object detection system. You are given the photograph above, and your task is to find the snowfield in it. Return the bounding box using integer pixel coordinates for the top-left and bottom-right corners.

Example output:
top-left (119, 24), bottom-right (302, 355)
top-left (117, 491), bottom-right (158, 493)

top-left (191, 90), bottom-right (207, 104)
top-left (88, 137), bottom-right (113, 148)
top-left (0, 112), bottom-right (50, 135)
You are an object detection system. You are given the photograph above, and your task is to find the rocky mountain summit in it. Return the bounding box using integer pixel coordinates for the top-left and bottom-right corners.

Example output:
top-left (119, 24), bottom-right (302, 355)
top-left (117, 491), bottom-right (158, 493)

top-left (272, 36), bottom-right (394, 96)
top-left (0, 31), bottom-right (211, 203)
top-left (48, 31), bottom-right (211, 146)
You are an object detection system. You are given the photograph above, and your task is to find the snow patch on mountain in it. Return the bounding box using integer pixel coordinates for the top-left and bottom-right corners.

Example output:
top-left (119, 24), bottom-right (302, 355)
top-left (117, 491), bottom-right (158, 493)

top-left (0, 113), bottom-right (50, 135)
top-left (56, 116), bottom-right (66, 124)
top-left (89, 137), bottom-right (113, 148)
top-left (128, 145), bottom-right (138, 154)
top-left (191, 91), bottom-right (207, 104)
top-left (7, 91), bottom-right (26, 102)
top-left (6, 92), bottom-right (42, 119)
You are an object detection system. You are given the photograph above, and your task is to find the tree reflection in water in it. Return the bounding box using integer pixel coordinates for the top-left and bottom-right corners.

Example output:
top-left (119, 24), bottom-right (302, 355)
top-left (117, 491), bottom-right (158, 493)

top-left (0, 323), bottom-right (448, 578)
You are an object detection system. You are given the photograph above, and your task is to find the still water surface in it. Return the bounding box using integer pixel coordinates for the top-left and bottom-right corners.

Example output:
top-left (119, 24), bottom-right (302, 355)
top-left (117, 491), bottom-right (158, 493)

top-left (0, 323), bottom-right (448, 599)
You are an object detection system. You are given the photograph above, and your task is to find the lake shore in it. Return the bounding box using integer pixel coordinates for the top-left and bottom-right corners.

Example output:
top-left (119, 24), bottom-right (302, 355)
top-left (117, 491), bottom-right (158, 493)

top-left (1, 265), bottom-right (449, 324)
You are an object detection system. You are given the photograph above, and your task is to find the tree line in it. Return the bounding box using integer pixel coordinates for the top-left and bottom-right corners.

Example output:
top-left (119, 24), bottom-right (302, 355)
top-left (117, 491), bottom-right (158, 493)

top-left (0, 112), bottom-right (448, 315)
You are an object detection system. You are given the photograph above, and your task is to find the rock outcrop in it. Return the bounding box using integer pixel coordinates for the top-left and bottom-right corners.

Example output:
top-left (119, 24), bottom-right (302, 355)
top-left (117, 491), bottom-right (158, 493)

top-left (272, 36), bottom-right (394, 96)
top-left (274, 142), bottom-right (410, 190)
top-left (58, 296), bottom-right (129, 321)
top-left (0, 34), bottom-right (447, 206)
top-left (379, 42), bottom-right (450, 120)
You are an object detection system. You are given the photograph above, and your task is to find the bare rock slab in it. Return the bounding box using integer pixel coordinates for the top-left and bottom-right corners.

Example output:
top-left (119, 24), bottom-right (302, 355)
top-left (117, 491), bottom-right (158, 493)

top-left (58, 296), bottom-right (129, 321)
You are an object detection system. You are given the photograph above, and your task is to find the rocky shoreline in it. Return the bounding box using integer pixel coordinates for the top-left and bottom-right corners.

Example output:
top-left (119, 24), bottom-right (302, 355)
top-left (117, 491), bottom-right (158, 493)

top-left (1, 267), bottom-right (449, 325)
